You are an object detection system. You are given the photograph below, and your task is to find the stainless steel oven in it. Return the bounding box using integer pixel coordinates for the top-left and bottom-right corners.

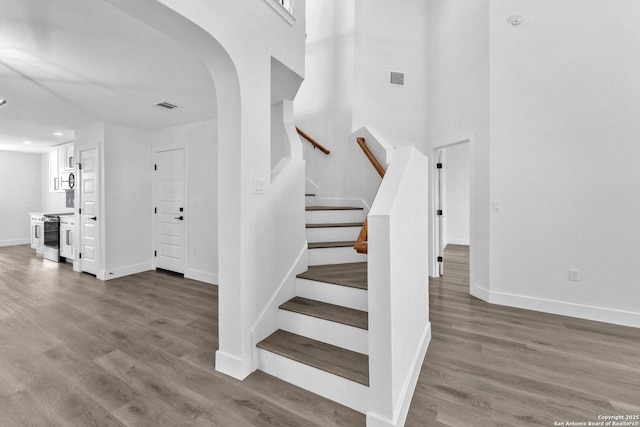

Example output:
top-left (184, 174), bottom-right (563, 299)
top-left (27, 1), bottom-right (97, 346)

top-left (43, 214), bottom-right (61, 262)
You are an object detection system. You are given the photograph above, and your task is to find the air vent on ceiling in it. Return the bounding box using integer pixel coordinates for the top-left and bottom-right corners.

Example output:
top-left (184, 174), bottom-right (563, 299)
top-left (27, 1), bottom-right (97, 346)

top-left (153, 101), bottom-right (179, 110)
top-left (390, 71), bottom-right (405, 86)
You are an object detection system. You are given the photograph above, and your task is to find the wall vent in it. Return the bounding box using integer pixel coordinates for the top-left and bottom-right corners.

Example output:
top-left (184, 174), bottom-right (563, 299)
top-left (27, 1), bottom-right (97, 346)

top-left (390, 71), bottom-right (405, 86)
top-left (153, 101), bottom-right (179, 110)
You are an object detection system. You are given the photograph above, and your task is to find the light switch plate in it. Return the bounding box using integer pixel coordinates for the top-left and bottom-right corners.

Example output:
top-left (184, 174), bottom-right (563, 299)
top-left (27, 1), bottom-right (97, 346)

top-left (254, 178), bottom-right (265, 194)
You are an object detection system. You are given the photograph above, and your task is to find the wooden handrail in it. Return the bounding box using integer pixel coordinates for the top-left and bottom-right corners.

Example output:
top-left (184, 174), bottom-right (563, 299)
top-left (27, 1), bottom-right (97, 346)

top-left (356, 137), bottom-right (384, 178)
top-left (354, 137), bottom-right (385, 254)
top-left (296, 127), bottom-right (330, 155)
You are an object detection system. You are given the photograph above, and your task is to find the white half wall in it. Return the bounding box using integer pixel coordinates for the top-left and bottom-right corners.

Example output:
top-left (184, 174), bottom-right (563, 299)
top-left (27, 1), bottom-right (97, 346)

top-left (443, 143), bottom-right (470, 246)
top-left (0, 151), bottom-right (42, 246)
top-left (152, 118), bottom-right (218, 284)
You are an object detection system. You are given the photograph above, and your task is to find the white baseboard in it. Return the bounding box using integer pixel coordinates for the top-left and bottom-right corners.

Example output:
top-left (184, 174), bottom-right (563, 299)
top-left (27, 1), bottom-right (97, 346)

top-left (445, 239), bottom-right (469, 246)
top-left (472, 285), bottom-right (640, 329)
top-left (367, 322), bottom-right (432, 427)
top-left (215, 350), bottom-right (253, 380)
top-left (0, 238), bottom-right (30, 247)
top-left (185, 268), bottom-right (218, 285)
top-left (98, 262), bottom-right (153, 281)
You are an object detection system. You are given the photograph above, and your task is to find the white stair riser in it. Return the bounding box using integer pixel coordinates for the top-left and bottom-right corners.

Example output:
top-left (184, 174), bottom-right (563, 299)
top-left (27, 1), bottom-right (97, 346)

top-left (256, 348), bottom-right (368, 413)
top-left (308, 246), bottom-right (367, 266)
top-left (305, 195), bottom-right (316, 205)
top-left (306, 226), bottom-right (361, 243)
top-left (306, 210), bottom-right (364, 224)
top-left (278, 310), bottom-right (368, 355)
top-left (296, 278), bottom-right (368, 311)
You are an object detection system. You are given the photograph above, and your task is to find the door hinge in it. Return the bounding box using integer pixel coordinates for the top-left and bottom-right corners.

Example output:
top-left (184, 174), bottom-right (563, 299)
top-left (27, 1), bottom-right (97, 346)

top-left (154, 164), bottom-right (157, 171)
top-left (154, 250), bottom-right (157, 257)
top-left (437, 256), bottom-right (443, 262)
top-left (77, 163), bottom-right (82, 170)
top-left (154, 207), bottom-right (157, 214)
top-left (436, 163), bottom-right (443, 169)
top-left (79, 208), bottom-right (82, 214)
top-left (79, 253), bottom-right (82, 259)
top-left (437, 209), bottom-right (443, 216)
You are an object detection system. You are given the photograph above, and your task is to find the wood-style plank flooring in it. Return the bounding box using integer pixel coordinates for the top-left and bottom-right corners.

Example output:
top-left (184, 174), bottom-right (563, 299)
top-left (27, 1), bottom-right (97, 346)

top-left (405, 245), bottom-right (640, 426)
top-left (1, 244), bottom-right (639, 426)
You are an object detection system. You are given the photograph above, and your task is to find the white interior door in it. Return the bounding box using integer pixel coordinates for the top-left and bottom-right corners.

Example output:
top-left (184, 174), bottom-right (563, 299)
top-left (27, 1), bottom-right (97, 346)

top-left (80, 148), bottom-right (99, 275)
top-left (154, 148), bottom-right (186, 274)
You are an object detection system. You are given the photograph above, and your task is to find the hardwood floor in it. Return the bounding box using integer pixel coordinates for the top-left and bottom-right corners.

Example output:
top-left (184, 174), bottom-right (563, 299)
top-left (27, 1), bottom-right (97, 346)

top-left (1, 244), bottom-right (639, 426)
top-left (405, 245), bottom-right (640, 427)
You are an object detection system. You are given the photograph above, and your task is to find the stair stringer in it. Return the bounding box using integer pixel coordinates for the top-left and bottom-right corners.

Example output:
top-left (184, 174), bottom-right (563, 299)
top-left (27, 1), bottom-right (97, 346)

top-left (250, 244), bottom-right (308, 370)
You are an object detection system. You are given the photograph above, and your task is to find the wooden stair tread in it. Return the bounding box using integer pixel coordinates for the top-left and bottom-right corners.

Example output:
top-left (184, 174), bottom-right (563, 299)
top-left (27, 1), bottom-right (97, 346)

top-left (257, 330), bottom-right (369, 386)
top-left (305, 206), bottom-right (363, 211)
top-left (308, 241), bottom-right (356, 249)
top-left (280, 297), bottom-right (368, 330)
top-left (297, 262), bottom-right (368, 290)
top-left (306, 222), bottom-right (364, 229)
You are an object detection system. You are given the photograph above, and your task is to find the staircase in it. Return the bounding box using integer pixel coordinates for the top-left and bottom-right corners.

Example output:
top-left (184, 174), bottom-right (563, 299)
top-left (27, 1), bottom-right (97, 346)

top-left (255, 193), bottom-right (370, 412)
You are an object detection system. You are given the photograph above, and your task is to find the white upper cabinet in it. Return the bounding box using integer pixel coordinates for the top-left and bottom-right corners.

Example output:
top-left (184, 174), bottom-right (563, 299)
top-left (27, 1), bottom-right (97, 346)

top-left (49, 142), bottom-right (74, 192)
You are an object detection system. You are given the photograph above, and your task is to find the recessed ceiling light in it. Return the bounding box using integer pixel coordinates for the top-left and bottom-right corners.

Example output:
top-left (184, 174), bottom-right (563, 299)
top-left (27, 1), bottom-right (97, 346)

top-left (23, 140), bottom-right (32, 145)
top-left (53, 132), bottom-right (63, 136)
top-left (0, 100), bottom-right (6, 106)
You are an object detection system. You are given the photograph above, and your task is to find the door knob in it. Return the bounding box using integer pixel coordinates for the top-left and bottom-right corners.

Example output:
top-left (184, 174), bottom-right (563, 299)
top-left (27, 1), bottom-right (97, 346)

top-left (175, 216), bottom-right (184, 220)
top-left (89, 216), bottom-right (97, 220)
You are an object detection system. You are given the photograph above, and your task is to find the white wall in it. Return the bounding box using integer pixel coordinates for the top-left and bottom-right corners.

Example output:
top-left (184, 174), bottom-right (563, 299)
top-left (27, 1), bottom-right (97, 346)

top-left (152, 118), bottom-right (218, 284)
top-left (295, 0), bottom-right (430, 209)
top-left (40, 153), bottom-right (74, 214)
top-left (443, 143), bottom-right (470, 246)
top-left (429, 0), bottom-right (490, 284)
top-left (102, 123), bottom-right (153, 279)
top-left (0, 151), bottom-right (42, 246)
top-left (487, 0), bottom-right (640, 327)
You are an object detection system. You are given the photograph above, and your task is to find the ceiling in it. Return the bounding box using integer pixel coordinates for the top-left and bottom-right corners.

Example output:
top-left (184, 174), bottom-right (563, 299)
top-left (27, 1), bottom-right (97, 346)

top-left (0, 0), bottom-right (217, 153)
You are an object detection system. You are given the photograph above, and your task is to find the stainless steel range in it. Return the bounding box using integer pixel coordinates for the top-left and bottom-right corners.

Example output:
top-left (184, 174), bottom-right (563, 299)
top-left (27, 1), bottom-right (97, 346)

top-left (42, 213), bottom-right (74, 262)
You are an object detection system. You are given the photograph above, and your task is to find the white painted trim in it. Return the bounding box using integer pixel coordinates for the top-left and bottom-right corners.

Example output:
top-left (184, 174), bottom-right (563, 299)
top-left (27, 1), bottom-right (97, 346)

top-left (0, 238), bottom-right (30, 247)
top-left (250, 244), bottom-right (308, 369)
top-left (256, 348), bottom-right (369, 413)
top-left (486, 290), bottom-right (640, 329)
top-left (185, 268), bottom-right (218, 285)
top-left (277, 309), bottom-right (368, 354)
top-left (367, 323), bottom-right (432, 427)
top-left (470, 284), bottom-right (490, 301)
top-left (98, 262), bottom-right (153, 281)
top-left (428, 131), bottom-right (475, 281)
top-left (215, 350), bottom-right (253, 380)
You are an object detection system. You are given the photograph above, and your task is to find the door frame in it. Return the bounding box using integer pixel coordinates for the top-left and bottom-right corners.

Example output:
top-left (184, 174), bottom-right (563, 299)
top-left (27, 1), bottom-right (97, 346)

top-left (429, 132), bottom-right (474, 279)
top-left (76, 144), bottom-right (103, 276)
top-left (151, 143), bottom-right (189, 273)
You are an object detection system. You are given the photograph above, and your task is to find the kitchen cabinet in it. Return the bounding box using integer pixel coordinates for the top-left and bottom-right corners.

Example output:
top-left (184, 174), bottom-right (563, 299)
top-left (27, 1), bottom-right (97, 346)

top-left (60, 215), bottom-right (75, 260)
top-left (30, 214), bottom-right (45, 254)
top-left (49, 142), bottom-right (74, 192)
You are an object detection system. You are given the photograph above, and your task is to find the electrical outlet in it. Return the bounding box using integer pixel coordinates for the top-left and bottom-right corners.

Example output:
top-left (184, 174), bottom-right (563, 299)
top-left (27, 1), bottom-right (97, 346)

top-left (569, 269), bottom-right (580, 281)
top-left (254, 178), bottom-right (265, 194)
top-left (491, 201), bottom-right (502, 212)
